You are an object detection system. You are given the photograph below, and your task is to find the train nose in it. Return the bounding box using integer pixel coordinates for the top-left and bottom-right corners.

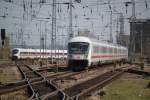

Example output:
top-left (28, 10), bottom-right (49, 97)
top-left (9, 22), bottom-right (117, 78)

top-left (68, 60), bottom-right (89, 71)
top-left (12, 56), bottom-right (18, 60)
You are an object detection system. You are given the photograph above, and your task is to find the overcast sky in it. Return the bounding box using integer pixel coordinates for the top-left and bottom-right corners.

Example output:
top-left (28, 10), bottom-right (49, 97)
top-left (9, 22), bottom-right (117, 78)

top-left (0, 0), bottom-right (150, 48)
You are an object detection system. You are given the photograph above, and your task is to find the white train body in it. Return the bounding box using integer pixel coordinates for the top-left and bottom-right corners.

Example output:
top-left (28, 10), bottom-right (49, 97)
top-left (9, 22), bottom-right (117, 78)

top-left (12, 48), bottom-right (67, 60)
top-left (68, 36), bottom-right (128, 70)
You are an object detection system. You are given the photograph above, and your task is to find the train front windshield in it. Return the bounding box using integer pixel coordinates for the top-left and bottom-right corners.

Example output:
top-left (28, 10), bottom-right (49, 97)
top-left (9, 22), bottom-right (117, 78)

top-left (12, 49), bottom-right (19, 54)
top-left (68, 42), bottom-right (89, 54)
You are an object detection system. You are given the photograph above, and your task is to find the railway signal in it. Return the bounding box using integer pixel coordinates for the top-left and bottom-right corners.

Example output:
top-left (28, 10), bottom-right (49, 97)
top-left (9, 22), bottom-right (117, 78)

top-left (1, 29), bottom-right (6, 47)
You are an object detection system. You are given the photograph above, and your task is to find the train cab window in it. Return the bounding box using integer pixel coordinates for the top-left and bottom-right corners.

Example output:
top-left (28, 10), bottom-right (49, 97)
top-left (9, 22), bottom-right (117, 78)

top-left (12, 49), bottom-right (19, 54)
top-left (68, 42), bottom-right (89, 54)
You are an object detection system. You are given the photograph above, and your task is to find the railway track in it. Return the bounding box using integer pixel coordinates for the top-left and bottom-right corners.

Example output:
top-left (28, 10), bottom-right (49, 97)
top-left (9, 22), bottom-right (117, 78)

top-left (0, 63), bottom-right (135, 100)
top-left (0, 63), bottom-right (111, 97)
top-left (32, 65), bottom-right (113, 99)
top-left (43, 65), bottom-right (134, 100)
top-left (56, 65), bottom-right (137, 99)
top-left (127, 68), bottom-right (150, 76)
top-left (17, 63), bottom-right (66, 99)
top-left (50, 64), bottom-right (117, 88)
top-left (17, 64), bottom-right (43, 79)
top-left (63, 70), bottom-right (124, 100)
top-left (0, 64), bottom-right (113, 95)
top-left (0, 63), bottom-right (69, 99)
top-left (40, 69), bottom-right (126, 100)
top-left (0, 68), bottom-right (71, 95)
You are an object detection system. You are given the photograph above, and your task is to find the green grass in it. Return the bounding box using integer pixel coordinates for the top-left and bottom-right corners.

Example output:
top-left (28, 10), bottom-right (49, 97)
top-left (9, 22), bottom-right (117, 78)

top-left (0, 67), bottom-right (28, 100)
top-left (0, 59), bottom-right (12, 65)
top-left (0, 70), bottom-right (9, 84)
top-left (0, 90), bottom-right (27, 100)
top-left (102, 79), bottom-right (150, 100)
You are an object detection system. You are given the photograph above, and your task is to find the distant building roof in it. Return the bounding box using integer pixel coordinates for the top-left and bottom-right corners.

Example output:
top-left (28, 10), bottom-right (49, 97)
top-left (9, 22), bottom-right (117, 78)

top-left (130, 19), bottom-right (150, 23)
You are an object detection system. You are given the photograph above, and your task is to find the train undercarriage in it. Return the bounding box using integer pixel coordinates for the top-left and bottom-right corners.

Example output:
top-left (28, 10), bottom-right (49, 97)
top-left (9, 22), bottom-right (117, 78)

top-left (68, 60), bottom-right (89, 71)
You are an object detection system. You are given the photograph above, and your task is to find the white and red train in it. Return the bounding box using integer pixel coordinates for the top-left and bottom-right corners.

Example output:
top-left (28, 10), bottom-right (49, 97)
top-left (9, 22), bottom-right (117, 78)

top-left (68, 36), bottom-right (128, 70)
top-left (12, 48), bottom-right (67, 60)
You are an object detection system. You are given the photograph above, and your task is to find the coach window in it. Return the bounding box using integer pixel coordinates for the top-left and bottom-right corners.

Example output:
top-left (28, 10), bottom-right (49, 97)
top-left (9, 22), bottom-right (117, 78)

top-left (121, 49), bottom-right (123, 54)
top-left (95, 46), bottom-right (97, 53)
top-left (102, 47), bottom-right (104, 53)
top-left (109, 48), bottom-right (112, 54)
top-left (111, 48), bottom-right (113, 53)
top-left (114, 48), bottom-right (117, 54)
top-left (105, 47), bottom-right (107, 54)
top-left (96, 46), bottom-right (99, 53)
top-left (112, 48), bottom-right (114, 53)
top-left (112, 48), bottom-right (114, 54)
top-left (97, 46), bottom-right (99, 53)
top-left (102, 47), bottom-right (106, 53)
top-left (108, 47), bottom-right (110, 54)
top-left (108, 48), bottom-right (110, 53)
top-left (113, 48), bottom-right (115, 54)
top-left (22, 52), bottom-right (26, 54)
top-left (120, 49), bottom-right (122, 54)
top-left (116, 48), bottom-right (117, 54)
top-left (103, 47), bottom-right (105, 53)
top-left (99, 46), bottom-right (102, 53)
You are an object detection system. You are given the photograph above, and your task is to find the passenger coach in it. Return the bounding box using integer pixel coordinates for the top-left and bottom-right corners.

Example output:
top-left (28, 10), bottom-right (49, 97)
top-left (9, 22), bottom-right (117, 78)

top-left (68, 36), bottom-right (128, 70)
top-left (12, 48), bottom-right (67, 60)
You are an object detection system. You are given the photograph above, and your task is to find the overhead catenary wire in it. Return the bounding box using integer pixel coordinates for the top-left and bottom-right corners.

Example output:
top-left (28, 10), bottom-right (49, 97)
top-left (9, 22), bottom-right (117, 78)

top-left (0, 0), bottom-right (150, 49)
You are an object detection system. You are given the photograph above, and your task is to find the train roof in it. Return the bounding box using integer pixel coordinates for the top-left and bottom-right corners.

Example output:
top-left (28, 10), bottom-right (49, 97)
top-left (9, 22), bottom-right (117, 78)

top-left (69, 36), bottom-right (127, 49)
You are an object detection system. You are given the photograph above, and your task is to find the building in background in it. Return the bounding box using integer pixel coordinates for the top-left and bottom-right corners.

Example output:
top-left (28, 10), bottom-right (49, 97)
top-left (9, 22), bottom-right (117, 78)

top-left (129, 19), bottom-right (150, 63)
top-left (77, 29), bottom-right (97, 39)
top-left (117, 34), bottom-right (129, 47)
